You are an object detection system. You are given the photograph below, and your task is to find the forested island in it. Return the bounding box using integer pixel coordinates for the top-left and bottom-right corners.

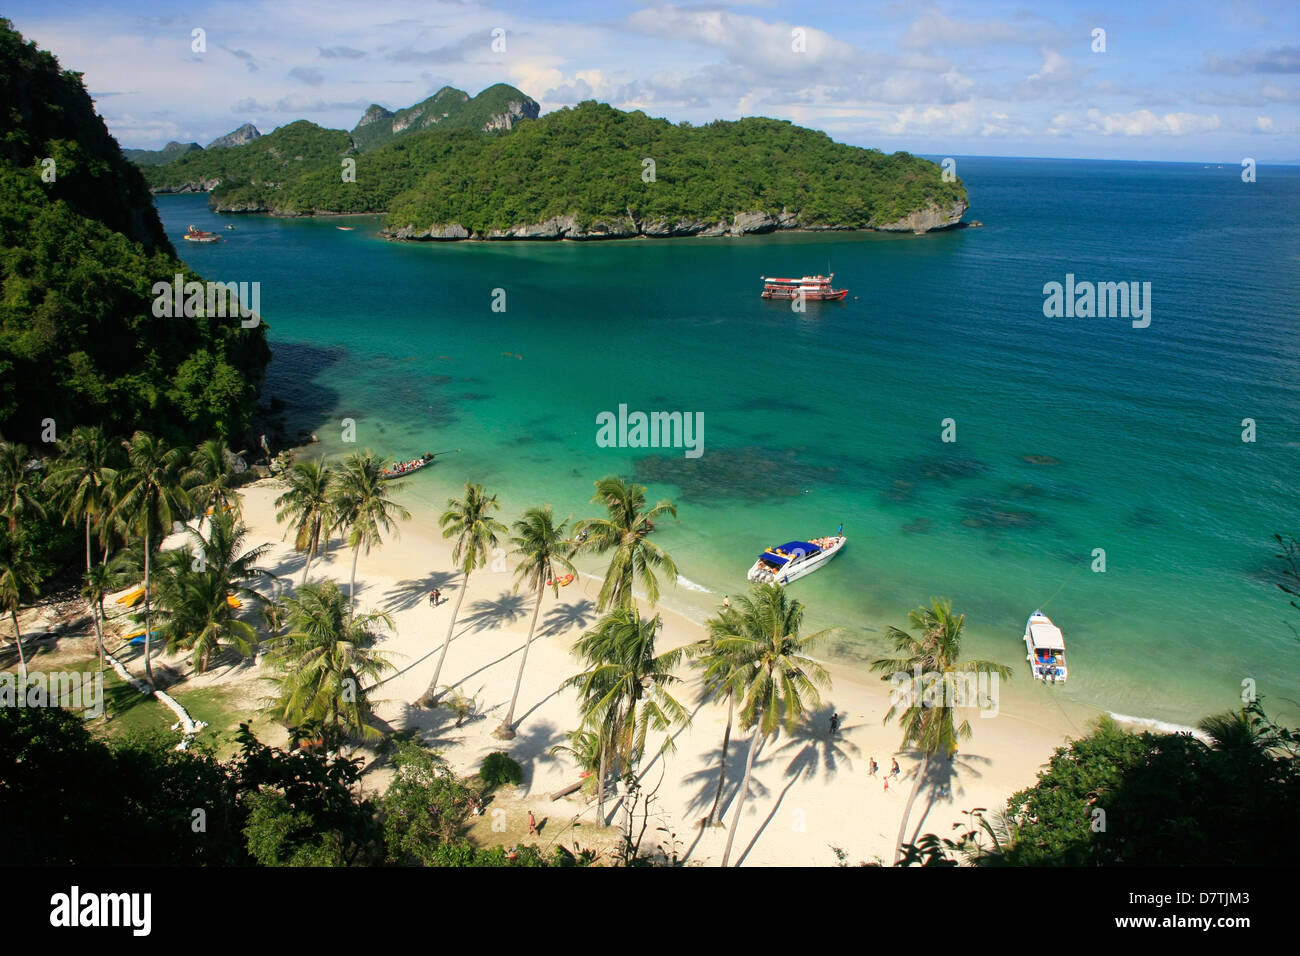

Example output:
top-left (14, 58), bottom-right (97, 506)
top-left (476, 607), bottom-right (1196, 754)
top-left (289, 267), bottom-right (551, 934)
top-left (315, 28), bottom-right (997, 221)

top-left (0, 19), bottom-right (270, 449)
top-left (141, 91), bottom-right (969, 239)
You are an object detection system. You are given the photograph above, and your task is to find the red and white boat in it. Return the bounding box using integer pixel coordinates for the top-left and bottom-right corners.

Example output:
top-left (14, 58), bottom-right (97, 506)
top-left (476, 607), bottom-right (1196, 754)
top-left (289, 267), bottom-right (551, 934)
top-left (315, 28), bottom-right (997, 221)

top-left (760, 274), bottom-right (848, 301)
top-left (184, 225), bottom-right (220, 243)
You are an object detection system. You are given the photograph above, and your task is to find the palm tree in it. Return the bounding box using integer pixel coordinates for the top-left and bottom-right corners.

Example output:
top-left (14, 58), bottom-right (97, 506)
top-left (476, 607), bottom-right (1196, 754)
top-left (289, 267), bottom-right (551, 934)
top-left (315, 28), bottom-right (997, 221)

top-left (716, 584), bottom-right (830, 867)
top-left (81, 559), bottom-right (127, 675)
top-left (0, 441), bottom-right (45, 535)
top-left (274, 456), bottom-right (335, 586)
top-left (184, 438), bottom-right (246, 525)
top-left (332, 451), bottom-right (410, 611)
top-left (870, 598), bottom-right (1012, 866)
top-left (153, 512), bottom-right (271, 671)
top-left (690, 602), bottom-right (760, 826)
top-left (565, 607), bottom-right (690, 827)
top-left (419, 482), bottom-right (506, 706)
top-left (578, 476), bottom-right (678, 611)
top-left (263, 580), bottom-right (394, 741)
top-left (0, 534), bottom-right (42, 681)
top-left (44, 425), bottom-right (117, 574)
top-left (109, 431), bottom-right (191, 685)
top-left (495, 505), bottom-right (576, 738)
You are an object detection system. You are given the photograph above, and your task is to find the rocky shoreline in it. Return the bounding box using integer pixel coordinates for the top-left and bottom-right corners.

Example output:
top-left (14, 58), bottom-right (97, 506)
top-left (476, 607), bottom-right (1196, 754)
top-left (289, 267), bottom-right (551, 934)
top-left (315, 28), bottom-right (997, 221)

top-left (151, 187), bottom-right (968, 237)
top-left (382, 199), bottom-right (968, 239)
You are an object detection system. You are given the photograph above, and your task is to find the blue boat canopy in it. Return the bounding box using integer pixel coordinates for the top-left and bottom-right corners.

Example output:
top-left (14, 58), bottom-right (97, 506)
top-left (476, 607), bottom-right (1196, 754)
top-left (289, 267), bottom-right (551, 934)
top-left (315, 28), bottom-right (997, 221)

top-left (759, 541), bottom-right (821, 566)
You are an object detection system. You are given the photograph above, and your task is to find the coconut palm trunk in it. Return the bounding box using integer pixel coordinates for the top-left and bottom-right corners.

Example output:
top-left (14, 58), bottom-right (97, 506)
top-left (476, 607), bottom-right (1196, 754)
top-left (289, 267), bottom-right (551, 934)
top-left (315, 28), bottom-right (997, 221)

top-left (596, 735), bottom-right (609, 824)
top-left (894, 753), bottom-right (929, 864)
top-left (422, 570), bottom-right (470, 703)
top-left (10, 608), bottom-right (27, 681)
top-left (348, 542), bottom-right (361, 609)
top-left (496, 584), bottom-right (543, 738)
top-left (708, 693), bottom-right (736, 825)
top-left (141, 515), bottom-right (154, 685)
top-left (301, 535), bottom-right (316, 587)
top-left (721, 724), bottom-right (763, 867)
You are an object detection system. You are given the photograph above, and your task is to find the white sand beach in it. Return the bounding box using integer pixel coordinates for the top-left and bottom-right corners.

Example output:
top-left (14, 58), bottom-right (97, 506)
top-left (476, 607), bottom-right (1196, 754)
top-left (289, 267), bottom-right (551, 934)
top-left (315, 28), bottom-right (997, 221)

top-left (112, 478), bottom-right (1089, 866)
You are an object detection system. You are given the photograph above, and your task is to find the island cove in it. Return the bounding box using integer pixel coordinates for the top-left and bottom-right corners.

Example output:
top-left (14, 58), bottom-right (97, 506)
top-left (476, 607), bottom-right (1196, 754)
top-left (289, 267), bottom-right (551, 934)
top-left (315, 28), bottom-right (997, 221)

top-left (139, 97), bottom-right (971, 239)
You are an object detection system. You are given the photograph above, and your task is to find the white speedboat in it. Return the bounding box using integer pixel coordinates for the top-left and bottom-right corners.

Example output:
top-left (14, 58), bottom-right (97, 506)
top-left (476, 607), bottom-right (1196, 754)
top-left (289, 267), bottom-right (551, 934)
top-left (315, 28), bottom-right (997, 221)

top-left (747, 533), bottom-right (846, 586)
top-left (1024, 610), bottom-right (1068, 683)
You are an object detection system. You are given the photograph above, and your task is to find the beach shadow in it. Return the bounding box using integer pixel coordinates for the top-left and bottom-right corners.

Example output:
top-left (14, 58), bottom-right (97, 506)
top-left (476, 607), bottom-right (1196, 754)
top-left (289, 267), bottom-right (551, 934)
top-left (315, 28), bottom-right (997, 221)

top-left (732, 707), bottom-right (860, 866)
top-left (460, 592), bottom-right (530, 633)
top-left (537, 599), bottom-right (597, 638)
top-left (904, 750), bottom-right (993, 849)
top-left (380, 571), bottom-right (461, 614)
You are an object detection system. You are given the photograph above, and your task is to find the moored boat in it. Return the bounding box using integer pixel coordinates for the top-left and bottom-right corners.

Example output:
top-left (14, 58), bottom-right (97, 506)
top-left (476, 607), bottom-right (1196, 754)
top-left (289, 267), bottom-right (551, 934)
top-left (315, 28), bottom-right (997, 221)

top-left (1024, 610), bottom-right (1068, 683)
top-left (380, 452), bottom-right (436, 479)
top-left (747, 531), bottom-right (846, 586)
top-left (760, 274), bottom-right (848, 301)
top-left (184, 225), bottom-right (220, 243)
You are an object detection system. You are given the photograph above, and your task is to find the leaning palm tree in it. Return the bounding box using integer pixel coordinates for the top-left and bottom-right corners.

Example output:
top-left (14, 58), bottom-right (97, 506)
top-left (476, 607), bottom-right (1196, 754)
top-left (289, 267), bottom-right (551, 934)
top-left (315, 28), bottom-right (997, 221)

top-left (870, 598), bottom-right (1013, 866)
top-left (274, 456), bottom-right (335, 586)
top-left (690, 602), bottom-right (761, 826)
top-left (0, 535), bottom-right (42, 681)
top-left (495, 506), bottom-right (576, 738)
top-left (44, 425), bottom-right (117, 574)
top-left (262, 580), bottom-right (394, 741)
top-left (565, 607), bottom-right (690, 828)
top-left (332, 451), bottom-right (410, 611)
top-left (184, 438), bottom-right (246, 525)
top-left (578, 476), bottom-right (678, 611)
top-left (0, 441), bottom-right (45, 535)
top-left (153, 512), bottom-right (271, 671)
top-left (717, 584), bottom-right (830, 867)
top-left (419, 482), bottom-right (506, 706)
top-left (109, 431), bottom-right (191, 685)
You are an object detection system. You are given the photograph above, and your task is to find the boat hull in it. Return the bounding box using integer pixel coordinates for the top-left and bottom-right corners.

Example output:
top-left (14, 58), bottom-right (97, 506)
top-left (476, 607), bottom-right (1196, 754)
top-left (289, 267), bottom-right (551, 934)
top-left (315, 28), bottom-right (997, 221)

top-left (747, 535), bottom-right (846, 586)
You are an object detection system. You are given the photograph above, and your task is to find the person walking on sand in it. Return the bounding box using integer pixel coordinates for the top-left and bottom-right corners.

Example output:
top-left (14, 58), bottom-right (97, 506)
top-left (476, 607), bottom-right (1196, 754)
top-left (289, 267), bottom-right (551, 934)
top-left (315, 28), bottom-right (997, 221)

top-left (527, 811), bottom-right (538, 836)
top-left (890, 757), bottom-right (900, 780)
top-left (868, 757), bottom-right (878, 777)
top-left (883, 774), bottom-right (890, 792)
top-left (829, 712), bottom-right (840, 736)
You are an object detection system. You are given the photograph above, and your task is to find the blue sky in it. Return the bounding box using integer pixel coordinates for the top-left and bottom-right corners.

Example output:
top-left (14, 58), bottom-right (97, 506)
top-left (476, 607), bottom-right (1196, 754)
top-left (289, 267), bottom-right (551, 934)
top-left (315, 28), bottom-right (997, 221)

top-left (6, 0), bottom-right (1298, 160)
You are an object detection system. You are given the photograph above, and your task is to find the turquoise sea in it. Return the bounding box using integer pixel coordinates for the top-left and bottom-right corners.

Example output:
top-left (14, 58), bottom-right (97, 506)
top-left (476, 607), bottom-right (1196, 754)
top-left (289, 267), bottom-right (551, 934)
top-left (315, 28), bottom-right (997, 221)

top-left (158, 156), bottom-right (1300, 729)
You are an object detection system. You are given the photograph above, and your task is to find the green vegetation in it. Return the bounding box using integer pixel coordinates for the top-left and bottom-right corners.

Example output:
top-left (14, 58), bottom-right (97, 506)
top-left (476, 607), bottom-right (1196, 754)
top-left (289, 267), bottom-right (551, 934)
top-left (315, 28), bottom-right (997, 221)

top-left (122, 141), bottom-right (202, 166)
top-left (143, 96), bottom-right (965, 232)
top-left (479, 750), bottom-right (524, 788)
top-left (0, 19), bottom-right (269, 448)
top-left (350, 83), bottom-right (536, 152)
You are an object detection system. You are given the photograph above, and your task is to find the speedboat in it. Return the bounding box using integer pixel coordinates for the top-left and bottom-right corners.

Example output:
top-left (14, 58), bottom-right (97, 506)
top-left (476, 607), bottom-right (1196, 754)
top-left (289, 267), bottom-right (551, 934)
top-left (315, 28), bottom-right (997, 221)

top-left (1024, 610), bottom-right (1068, 683)
top-left (747, 533), bottom-right (846, 586)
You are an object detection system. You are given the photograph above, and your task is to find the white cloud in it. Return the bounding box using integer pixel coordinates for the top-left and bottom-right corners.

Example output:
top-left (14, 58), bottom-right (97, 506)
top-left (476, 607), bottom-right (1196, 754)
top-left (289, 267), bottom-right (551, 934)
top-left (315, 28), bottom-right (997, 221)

top-left (1050, 108), bottom-right (1222, 136)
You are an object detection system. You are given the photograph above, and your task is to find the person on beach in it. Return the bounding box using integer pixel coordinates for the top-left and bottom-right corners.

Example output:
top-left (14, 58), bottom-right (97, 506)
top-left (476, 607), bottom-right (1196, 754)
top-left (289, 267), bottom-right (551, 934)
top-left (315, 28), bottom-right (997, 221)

top-left (883, 775), bottom-right (889, 792)
top-left (869, 757), bottom-right (878, 777)
top-left (829, 712), bottom-right (840, 736)
top-left (527, 811), bottom-right (538, 836)
top-left (722, 595), bottom-right (730, 609)
top-left (890, 758), bottom-right (900, 779)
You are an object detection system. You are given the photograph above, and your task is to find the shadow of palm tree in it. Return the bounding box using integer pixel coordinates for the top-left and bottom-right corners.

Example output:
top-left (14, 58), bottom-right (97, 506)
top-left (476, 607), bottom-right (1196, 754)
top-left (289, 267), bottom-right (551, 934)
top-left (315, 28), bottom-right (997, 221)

top-left (732, 706), bottom-right (860, 866)
top-left (538, 598), bottom-right (597, 638)
top-left (460, 592), bottom-right (531, 633)
top-left (904, 749), bottom-right (993, 848)
top-left (379, 571), bottom-right (461, 613)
